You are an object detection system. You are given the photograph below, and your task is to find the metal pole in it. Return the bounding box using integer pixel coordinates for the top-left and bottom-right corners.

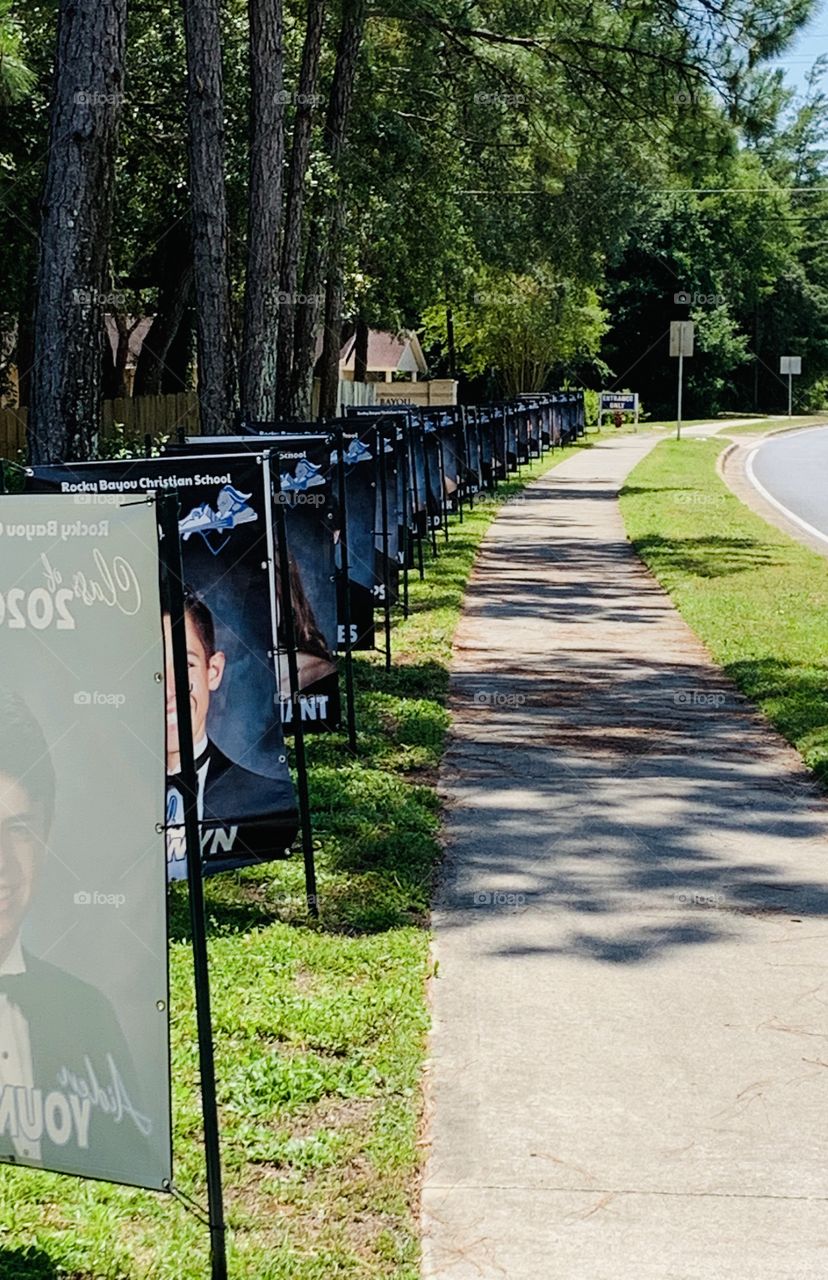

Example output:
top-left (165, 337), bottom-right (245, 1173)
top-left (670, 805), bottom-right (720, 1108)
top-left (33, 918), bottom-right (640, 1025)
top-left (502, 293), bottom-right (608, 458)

top-left (400, 421), bottom-right (410, 618)
top-left (377, 426), bottom-right (392, 673)
top-left (676, 352), bottom-right (684, 441)
top-left (158, 493), bottom-right (228, 1280)
top-left (271, 463), bottom-right (320, 916)
top-left (334, 430), bottom-right (358, 754)
top-left (788, 373), bottom-right (793, 419)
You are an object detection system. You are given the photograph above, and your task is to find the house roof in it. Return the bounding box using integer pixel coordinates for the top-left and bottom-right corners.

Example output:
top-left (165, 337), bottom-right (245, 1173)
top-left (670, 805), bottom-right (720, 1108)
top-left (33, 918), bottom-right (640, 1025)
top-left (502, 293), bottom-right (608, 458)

top-left (340, 329), bottom-right (427, 374)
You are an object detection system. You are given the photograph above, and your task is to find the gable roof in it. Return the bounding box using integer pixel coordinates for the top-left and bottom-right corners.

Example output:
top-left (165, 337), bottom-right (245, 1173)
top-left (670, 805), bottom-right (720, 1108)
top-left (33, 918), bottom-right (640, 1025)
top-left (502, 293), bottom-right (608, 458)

top-left (340, 329), bottom-right (427, 375)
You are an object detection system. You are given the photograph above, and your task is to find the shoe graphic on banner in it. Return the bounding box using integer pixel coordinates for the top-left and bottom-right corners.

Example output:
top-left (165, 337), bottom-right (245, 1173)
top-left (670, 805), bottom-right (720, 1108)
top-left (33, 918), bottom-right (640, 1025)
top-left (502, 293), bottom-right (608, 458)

top-left (179, 485), bottom-right (258, 554)
top-left (343, 439), bottom-right (373, 465)
top-left (281, 458), bottom-right (325, 492)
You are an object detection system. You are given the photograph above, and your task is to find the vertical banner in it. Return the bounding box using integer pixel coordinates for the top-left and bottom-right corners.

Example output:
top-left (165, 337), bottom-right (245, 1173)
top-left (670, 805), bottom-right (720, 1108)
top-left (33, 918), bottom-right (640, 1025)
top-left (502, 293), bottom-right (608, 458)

top-left (478, 408), bottom-right (495, 490)
top-left (421, 419), bottom-right (444, 531)
top-left (436, 411), bottom-right (464, 515)
top-left (505, 407), bottom-right (518, 472)
top-left (26, 458), bottom-right (300, 877)
top-left (164, 434), bottom-right (342, 734)
top-left (333, 426), bottom-right (379, 650)
top-left (464, 410), bottom-right (482, 498)
top-left (343, 408), bottom-right (408, 588)
top-left (515, 404), bottom-right (530, 466)
top-left (527, 403), bottom-right (541, 458)
top-left (272, 438), bottom-right (341, 730)
top-left (0, 494), bottom-right (171, 1188)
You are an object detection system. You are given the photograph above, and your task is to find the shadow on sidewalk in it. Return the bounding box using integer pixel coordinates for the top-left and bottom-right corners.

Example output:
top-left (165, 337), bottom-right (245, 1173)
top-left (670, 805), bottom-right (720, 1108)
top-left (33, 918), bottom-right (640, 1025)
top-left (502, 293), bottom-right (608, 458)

top-left (437, 649), bottom-right (828, 964)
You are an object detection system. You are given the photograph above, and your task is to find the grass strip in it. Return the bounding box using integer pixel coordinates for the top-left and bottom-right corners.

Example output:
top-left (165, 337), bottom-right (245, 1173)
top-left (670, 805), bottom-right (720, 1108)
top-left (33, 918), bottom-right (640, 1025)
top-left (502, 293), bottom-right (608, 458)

top-left (620, 437), bottom-right (828, 784)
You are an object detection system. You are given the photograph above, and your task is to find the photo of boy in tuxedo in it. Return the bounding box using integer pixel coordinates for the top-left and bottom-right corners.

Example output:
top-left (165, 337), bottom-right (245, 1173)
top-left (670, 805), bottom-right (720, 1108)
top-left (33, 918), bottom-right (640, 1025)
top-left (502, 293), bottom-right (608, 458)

top-left (0, 690), bottom-right (159, 1186)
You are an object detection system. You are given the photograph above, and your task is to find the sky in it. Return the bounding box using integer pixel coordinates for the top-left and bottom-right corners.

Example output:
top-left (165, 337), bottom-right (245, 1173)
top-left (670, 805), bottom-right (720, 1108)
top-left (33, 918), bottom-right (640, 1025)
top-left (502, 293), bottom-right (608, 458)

top-left (769, 0), bottom-right (828, 95)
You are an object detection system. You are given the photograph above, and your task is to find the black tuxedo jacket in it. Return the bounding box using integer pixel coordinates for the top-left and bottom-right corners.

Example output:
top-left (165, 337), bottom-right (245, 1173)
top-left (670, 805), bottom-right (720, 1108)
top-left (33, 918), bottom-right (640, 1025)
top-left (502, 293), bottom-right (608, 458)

top-left (198, 739), bottom-right (299, 873)
top-left (0, 952), bottom-right (166, 1187)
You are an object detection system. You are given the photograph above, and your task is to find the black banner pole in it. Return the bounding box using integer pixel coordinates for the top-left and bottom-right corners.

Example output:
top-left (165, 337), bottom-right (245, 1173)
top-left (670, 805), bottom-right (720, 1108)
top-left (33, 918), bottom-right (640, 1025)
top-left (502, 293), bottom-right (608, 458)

top-left (408, 422), bottom-right (426, 580)
top-left (420, 415), bottom-right (438, 558)
top-left (158, 492), bottom-right (228, 1280)
top-left (436, 431), bottom-right (450, 543)
top-left (334, 429), bottom-right (358, 755)
top-left (376, 426), bottom-right (392, 674)
top-left (400, 421), bottom-right (410, 618)
top-left (271, 454), bottom-right (320, 916)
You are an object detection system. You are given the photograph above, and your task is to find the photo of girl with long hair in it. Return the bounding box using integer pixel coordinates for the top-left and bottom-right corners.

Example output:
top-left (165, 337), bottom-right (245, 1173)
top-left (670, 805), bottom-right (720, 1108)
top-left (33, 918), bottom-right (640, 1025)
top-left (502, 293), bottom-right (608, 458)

top-left (275, 551), bottom-right (338, 696)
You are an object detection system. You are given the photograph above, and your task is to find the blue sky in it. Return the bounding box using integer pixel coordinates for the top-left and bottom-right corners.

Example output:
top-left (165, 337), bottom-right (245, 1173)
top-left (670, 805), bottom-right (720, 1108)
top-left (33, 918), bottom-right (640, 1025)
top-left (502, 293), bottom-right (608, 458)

top-left (769, 0), bottom-right (828, 95)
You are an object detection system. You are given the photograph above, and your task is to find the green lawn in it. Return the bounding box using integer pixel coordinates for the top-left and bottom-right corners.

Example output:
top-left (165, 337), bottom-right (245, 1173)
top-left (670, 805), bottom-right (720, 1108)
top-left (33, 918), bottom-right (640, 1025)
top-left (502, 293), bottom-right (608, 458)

top-left (620, 438), bottom-right (828, 784)
top-left (723, 415), bottom-right (828, 436)
top-left (0, 437), bottom-right (596, 1280)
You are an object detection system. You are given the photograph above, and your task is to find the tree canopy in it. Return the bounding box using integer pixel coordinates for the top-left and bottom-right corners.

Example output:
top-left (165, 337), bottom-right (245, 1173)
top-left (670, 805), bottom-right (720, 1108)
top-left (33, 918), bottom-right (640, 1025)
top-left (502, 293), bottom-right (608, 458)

top-left (1, 0), bottom-right (825, 450)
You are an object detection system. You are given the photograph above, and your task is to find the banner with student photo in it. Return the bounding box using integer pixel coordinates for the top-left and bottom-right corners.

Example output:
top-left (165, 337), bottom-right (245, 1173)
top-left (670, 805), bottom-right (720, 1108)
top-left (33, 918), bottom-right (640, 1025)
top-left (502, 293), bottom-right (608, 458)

top-left (505, 407), bottom-right (519, 471)
top-left (0, 494), bottom-right (171, 1189)
top-left (434, 412), bottom-right (464, 515)
top-left (465, 412), bottom-right (483, 498)
top-left (343, 416), bottom-right (402, 604)
top-left (421, 420), bottom-right (444, 530)
top-left (26, 457), bottom-right (299, 879)
top-left (375, 421), bottom-right (402, 602)
top-left (332, 426), bottom-right (379, 650)
top-left (272, 437), bottom-right (341, 732)
top-left (164, 434), bottom-right (341, 734)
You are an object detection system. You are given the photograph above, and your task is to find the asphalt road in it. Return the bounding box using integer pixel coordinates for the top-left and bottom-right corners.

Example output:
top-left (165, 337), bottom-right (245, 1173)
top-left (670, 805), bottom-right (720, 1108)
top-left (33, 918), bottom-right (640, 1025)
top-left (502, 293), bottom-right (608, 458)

top-left (747, 425), bottom-right (828, 544)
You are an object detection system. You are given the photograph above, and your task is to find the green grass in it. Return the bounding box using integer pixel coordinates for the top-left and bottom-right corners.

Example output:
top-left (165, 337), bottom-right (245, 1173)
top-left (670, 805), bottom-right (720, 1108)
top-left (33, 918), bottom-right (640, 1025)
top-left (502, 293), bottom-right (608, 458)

top-left (0, 437), bottom-right (596, 1279)
top-left (722, 415), bottom-right (828, 436)
top-left (620, 437), bottom-right (828, 783)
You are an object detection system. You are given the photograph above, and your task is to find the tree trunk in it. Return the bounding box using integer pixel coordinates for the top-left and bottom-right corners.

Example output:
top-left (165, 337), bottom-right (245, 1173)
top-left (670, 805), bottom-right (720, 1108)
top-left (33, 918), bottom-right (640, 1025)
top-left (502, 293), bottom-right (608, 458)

top-left (274, 0), bottom-right (326, 417)
top-left (289, 0), bottom-right (366, 419)
top-left (446, 305), bottom-right (456, 378)
top-left (134, 249), bottom-right (195, 396)
top-left (318, 203), bottom-right (347, 419)
top-left (162, 309), bottom-right (196, 393)
top-left (28, 0), bottom-right (127, 463)
top-left (240, 0), bottom-right (285, 421)
top-left (103, 311), bottom-right (140, 399)
top-left (134, 220), bottom-right (194, 396)
top-left (182, 0), bottom-right (236, 433)
top-left (101, 318), bottom-right (118, 400)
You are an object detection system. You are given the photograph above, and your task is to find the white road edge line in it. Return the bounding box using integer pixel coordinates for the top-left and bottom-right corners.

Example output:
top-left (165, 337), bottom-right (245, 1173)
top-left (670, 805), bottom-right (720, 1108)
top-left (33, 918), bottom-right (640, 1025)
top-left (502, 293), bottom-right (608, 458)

top-left (745, 434), bottom-right (828, 548)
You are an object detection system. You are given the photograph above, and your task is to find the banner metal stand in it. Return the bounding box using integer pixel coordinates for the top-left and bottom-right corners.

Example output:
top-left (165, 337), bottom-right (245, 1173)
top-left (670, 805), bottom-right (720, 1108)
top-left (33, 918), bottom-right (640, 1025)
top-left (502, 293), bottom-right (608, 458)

top-left (408, 422), bottom-right (427, 580)
top-left (420, 415), bottom-right (439, 558)
top-left (376, 425), bottom-right (393, 673)
top-left (333, 430), bottom-right (359, 754)
top-left (158, 491), bottom-right (228, 1280)
top-left (270, 454), bottom-right (320, 917)
top-left (400, 419), bottom-right (411, 617)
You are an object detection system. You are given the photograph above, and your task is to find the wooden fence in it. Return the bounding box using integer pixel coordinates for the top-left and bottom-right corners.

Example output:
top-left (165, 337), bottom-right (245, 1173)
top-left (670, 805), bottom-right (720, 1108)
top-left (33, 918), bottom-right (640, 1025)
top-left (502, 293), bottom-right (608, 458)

top-left (0, 392), bottom-right (200, 461)
top-left (0, 379), bottom-right (380, 460)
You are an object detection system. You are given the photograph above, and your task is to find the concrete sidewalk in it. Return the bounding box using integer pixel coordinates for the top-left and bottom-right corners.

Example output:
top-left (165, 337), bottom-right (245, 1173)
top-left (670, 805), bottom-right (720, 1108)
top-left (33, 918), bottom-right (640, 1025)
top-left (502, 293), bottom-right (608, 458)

top-left (422, 434), bottom-right (828, 1280)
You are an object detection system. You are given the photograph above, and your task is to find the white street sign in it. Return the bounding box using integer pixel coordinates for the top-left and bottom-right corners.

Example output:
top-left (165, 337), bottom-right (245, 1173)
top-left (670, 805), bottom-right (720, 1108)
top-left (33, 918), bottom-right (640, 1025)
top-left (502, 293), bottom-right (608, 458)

top-left (670, 321), bottom-right (694, 358)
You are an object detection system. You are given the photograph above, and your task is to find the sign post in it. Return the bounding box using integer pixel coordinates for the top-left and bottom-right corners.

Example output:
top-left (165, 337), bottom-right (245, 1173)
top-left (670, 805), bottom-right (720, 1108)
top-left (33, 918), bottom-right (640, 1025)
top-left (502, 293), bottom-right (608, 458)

top-left (669, 321), bottom-right (695, 440)
top-left (598, 392), bottom-right (638, 431)
top-left (780, 356), bottom-right (802, 419)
